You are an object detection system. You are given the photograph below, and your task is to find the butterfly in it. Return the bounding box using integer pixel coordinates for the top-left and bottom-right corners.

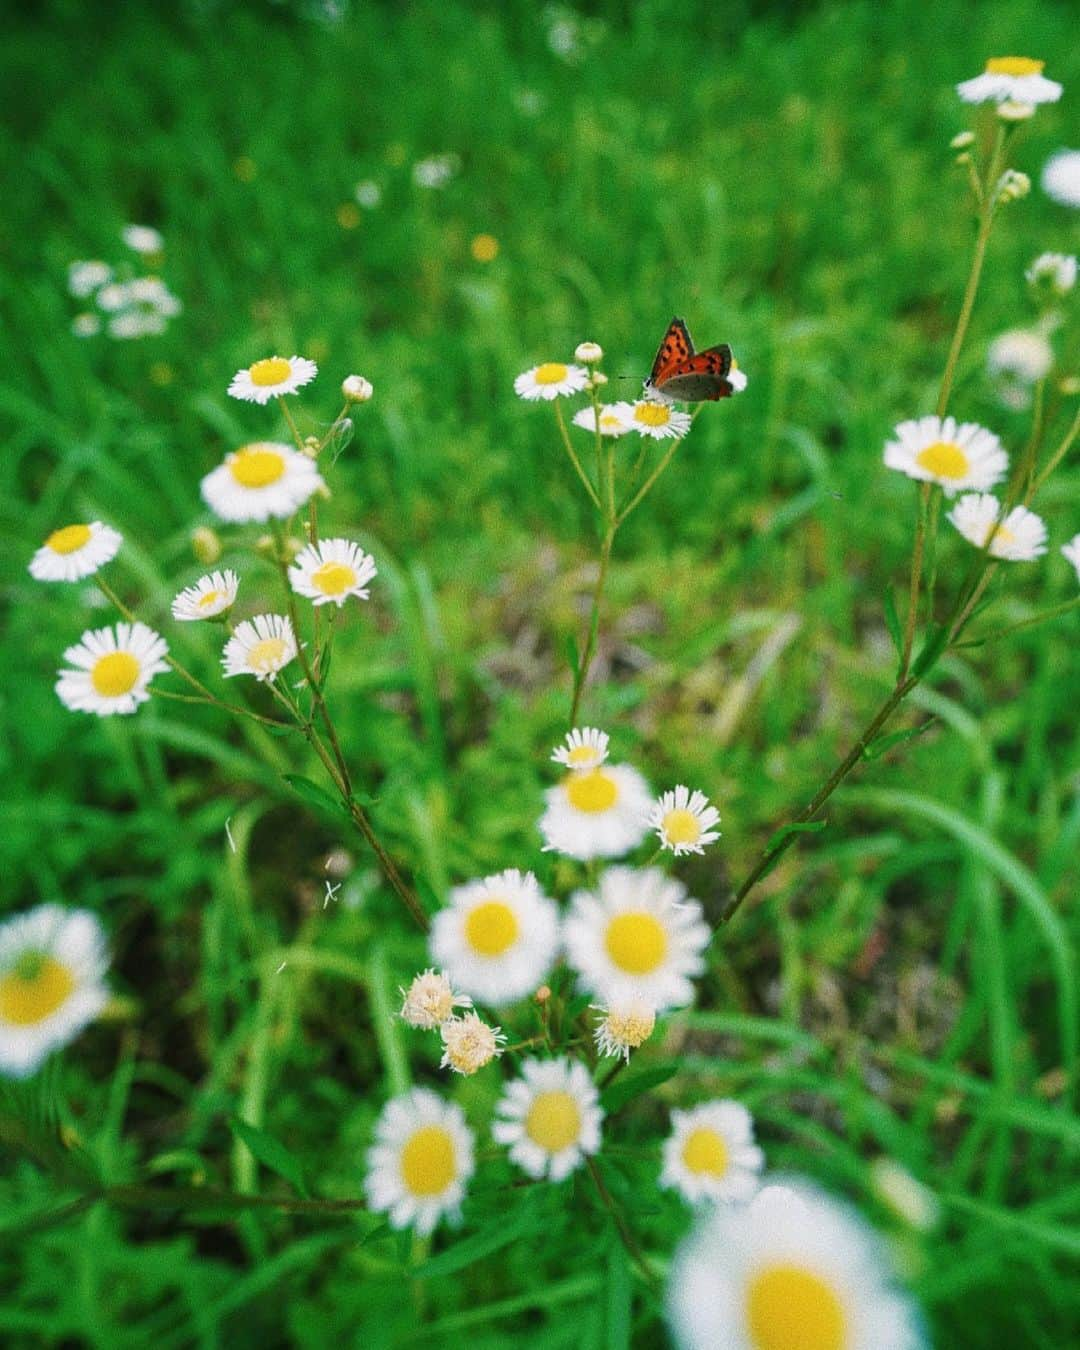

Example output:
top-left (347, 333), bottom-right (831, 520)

top-left (644, 317), bottom-right (735, 402)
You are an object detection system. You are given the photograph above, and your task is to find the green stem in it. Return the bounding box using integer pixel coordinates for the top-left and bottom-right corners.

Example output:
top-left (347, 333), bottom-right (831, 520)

top-left (954, 595), bottom-right (1080, 649)
top-left (569, 525), bottom-right (615, 727)
top-left (554, 401), bottom-right (601, 510)
top-left (1029, 402), bottom-right (1080, 501)
top-left (616, 435), bottom-right (684, 527)
top-left (585, 1157), bottom-right (659, 1292)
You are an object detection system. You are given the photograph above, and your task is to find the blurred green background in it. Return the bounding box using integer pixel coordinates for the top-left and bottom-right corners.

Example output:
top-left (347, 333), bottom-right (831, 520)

top-left (2, 0), bottom-right (1078, 1345)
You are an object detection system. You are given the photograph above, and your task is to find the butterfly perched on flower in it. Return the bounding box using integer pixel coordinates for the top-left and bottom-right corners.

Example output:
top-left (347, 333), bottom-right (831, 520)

top-left (644, 317), bottom-right (736, 403)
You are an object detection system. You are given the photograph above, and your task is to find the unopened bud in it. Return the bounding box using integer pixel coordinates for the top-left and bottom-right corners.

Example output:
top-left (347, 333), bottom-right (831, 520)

top-left (575, 341), bottom-right (603, 364)
top-left (342, 374), bottom-right (373, 403)
top-left (302, 435), bottom-right (321, 459)
top-left (997, 100), bottom-right (1035, 121)
top-left (587, 371), bottom-right (609, 388)
top-left (1058, 375), bottom-right (1080, 396)
top-left (535, 985), bottom-right (551, 1004)
top-left (191, 526), bottom-right (222, 565)
top-left (954, 152), bottom-right (972, 167)
top-left (950, 130), bottom-right (975, 149)
top-left (994, 169), bottom-right (1031, 204)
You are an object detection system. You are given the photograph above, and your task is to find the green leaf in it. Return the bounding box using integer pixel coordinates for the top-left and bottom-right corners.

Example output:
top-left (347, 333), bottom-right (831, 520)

top-left (281, 773), bottom-right (346, 819)
top-left (883, 586), bottom-right (903, 661)
top-left (862, 718), bottom-right (936, 760)
top-left (228, 1117), bottom-right (309, 1197)
top-left (414, 1196), bottom-right (545, 1279)
top-left (763, 818), bottom-right (827, 854)
top-left (912, 622), bottom-right (950, 677)
top-left (601, 1063), bottom-right (678, 1114)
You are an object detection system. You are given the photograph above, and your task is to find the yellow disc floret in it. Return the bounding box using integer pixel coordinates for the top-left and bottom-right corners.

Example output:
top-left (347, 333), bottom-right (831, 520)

top-left (229, 445), bottom-right (287, 488)
top-left (604, 912), bottom-right (668, 974)
top-left (565, 769), bottom-right (618, 813)
top-left (90, 651), bottom-right (140, 698)
top-left (399, 1125), bottom-right (456, 1196)
top-left (0, 954), bottom-right (76, 1026)
top-left (681, 1127), bottom-right (729, 1177)
top-left (662, 808), bottom-right (702, 846)
top-left (634, 402), bottom-right (672, 427)
top-left (247, 637), bottom-right (288, 674)
top-left (525, 1091), bottom-right (582, 1152)
top-left (985, 56), bottom-right (1044, 76)
top-left (915, 441), bottom-right (969, 480)
top-left (464, 901), bottom-right (519, 957)
top-left (746, 1264), bottom-right (848, 1350)
top-left (534, 362), bottom-right (569, 385)
top-left (46, 524), bottom-right (93, 555)
top-left (311, 561), bottom-right (357, 596)
top-left (248, 357), bottom-right (293, 387)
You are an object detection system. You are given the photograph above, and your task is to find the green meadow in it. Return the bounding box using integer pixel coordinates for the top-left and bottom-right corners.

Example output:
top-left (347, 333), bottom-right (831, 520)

top-left (2, 0), bottom-right (1078, 1345)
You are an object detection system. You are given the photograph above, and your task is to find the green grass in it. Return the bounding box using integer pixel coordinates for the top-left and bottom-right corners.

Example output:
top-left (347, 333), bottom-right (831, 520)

top-left (2, 0), bottom-right (1079, 1345)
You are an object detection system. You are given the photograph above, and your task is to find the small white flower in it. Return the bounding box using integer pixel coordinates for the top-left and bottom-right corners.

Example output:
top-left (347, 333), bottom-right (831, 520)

top-left (429, 869), bottom-right (559, 1006)
top-left (514, 362), bottom-right (590, 401)
top-left (728, 363), bottom-right (749, 393)
top-left (551, 727), bottom-right (610, 772)
top-left (564, 866), bottom-right (710, 1012)
top-left (869, 1159), bottom-right (941, 1233)
top-left (539, 763), bottom-right (652, 861)
top-left (0, 905), bottom-right (109, 1078)
top-left (947, 493), bottom-right (1048, 561)
top-left (122, 224), bottom-right (164, 254)
top-left (660, 1101), bottom-right (765, 1206)
top-left (71, 313), bottom-right (101, 338)
top-left (95, 283), bottom-right (130, 313)
top-left (1026, 252), bottom-right (1077, 296)
top-left (649, 786), bottom-right (721, 856)
top-left (399, 969), bottom-right (471, 1030)
top-left (68, 260), bottom-right (112, 298)
top-left (987, 329), bottom-right (1054, 384)
top-left (1061, 534), bottom-right (1080, 583)
top-left (288, 538), bottom-right (377, 608)
top-left (571, 403), bottom-right (635, 437)
top-left (667, 1180), bottom-right (925, 1350)
top-left (412, 154), bottom-right (460, 189)
top-left (492, 1056), bottom-right (603, 1181)
top-left (956, 57), bottom-right (1062, 106)
top-left (628, 399), bottom-right (692, 440)
top-left (108, 310), bottom-right (163, 340)
top-left (574, 341), bottom-right (603, 364)
top-left (342, 374), bottom-right (373, 402)
top-left (227, 355), bottom-right (318, 404)
top-left (365, 1088), bottom-right (474, 1235)
top-left (883, 415), bottom-right (1008, 496)
top-left (354, 180), bottom-right (382, 209)
top-left (593, 1001), bottom-right (656, 1061)
top-left (56, 622), bottom-right (169, 717)
top-left (200, 442), bottom-right (325, 523)
top-left (29, 522), bottom-right (122, 583)
top-left (170, 570), bottom-right (240, 621)
top-left (1042, 149), bottom-right (1080, 209)
top-left (222, 614), bottom-right (298, 682)
top-left (439, 1013), bottom-right (506, 1075)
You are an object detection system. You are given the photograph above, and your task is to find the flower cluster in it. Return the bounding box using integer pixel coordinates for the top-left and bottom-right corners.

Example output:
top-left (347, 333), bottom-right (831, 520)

top-left (68, 225), bottom-right (181, 340)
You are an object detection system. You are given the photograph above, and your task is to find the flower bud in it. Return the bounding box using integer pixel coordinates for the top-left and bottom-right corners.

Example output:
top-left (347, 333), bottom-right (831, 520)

top-left (342, 374), bottom-right (373, 403)
top-left (191, 526), bottom-right (222, 565)
top-left (302, 435), bottom-right (321, 460)
top-left (997, 100), bottom-right (1035, 121)
top-left (994, 169), bottom-right (1031, 204)
top-left (949, 130), bottom-right (975, 149)
top-left (586, 371), bottom-right (608, 388)
top-left (575, 341), bottom-right (603, 364)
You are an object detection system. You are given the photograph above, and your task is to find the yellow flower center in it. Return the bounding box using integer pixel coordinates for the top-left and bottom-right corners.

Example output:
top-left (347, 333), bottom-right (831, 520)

top-left (249, 357), bottom-right (293, 387)
top-left (534, 362), bottom-right (569, 385)
top-left (599, 413), bottom-right (624, 431)
top-left (634, 402), bottom-right (671, 427)
top-left (46, 524), bottom-right (93, 554)
top-left (311, 561), bottom-right (357, 596)
top-left (566, 744), bottom-right (599, 767)
top-left (91, 651), bottom-right (140, 698)
top-left (399, 1125), bottom-right (456, 1196)
top-left (604, 912), bottom-right (668, 974)
top-left (914, 441), bottom-right (969, 480)
top-left (565, 769), bottom-right (618, 813)
top-left (746, 1264), bottom-right (848, 1350)
top-left (0, 955), bottom-right (76, 1026)
top-left (197, 590), bottom-right (225, 609)
top-left (986, 523), bottom-right (1016, 548)
top-left (985, 57), bottom-right (1044, 76)
top-left (247, 637), bottom-right (288, 674)
top-left (464, 900), bottom-right (519, 957)
top-left (662, 808), bottom-right (701, 846)
top-left (229, 445), bottom-right (287, 488)
top-left (604, 1005), bottom-right (655, 1048)
top-left (681, 1126), bottom-right (729, 1177)
top-left (525, 1090), bottom-right (581, 1152)
top-left (471, 233), bottom-right (499, 262)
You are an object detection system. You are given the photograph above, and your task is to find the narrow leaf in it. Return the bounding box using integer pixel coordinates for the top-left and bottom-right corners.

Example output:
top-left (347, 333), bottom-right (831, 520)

top-left (228, 1117), bottom-right (309, 1197)
top-left (863, 718), bottom-right (936, 760)
top-left (763, 818), bottom-right (827, 855)
top-left (601, 1064), bottom-right (678, 1114)
top-left (912, 622), bottom-right (950, 677)
top-left (281, 773), bottom-right (345, 819)
top-left (883, 587), bottom-right (903, 660)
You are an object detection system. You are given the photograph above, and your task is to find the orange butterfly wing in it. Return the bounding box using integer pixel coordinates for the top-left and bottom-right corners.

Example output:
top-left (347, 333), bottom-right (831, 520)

top-left (648, 317), bottom-right (694, 386)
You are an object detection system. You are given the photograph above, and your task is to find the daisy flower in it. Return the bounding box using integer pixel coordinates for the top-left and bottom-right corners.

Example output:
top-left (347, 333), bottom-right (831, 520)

top-left (170, 570), bottom-right (239, 621)
top-left (200, 442), bottom-right (325, 523)
top-left (227, 355), bottom-right (318, 404)
top-left (947, 494), bottom-right (1048, 560)
top-left (68, 260), bottom-right (112, 298)
top-left (538, 763), bottom-right (652, 861)
top-left (660, 1101), bottom-right (765, 1206)
top-left (1026, 252), bottom-right (1077, 296)
top-left (29, 522), bottom-right (122, 583)
top-left (399, 969), bottom-right (471, 1030)
top-left (649, 786), bottom-right (721, 856)
top-left (956, 57), bottom-right (1062, 106)
top-left (122, 223), bottom-right (164, 254)
top-left (288, 538), bottom-right (377, 608)
top-left (1042, 149), bottom-right (1080, 209)
top-left (222, 614), bottom-right (298, 682)
top-left (883, 415), bottom-right (1007, 496)
top-left (513, 362), bottom-right (589, 401)
top-left (551, 726), bottom-right (610, 773)
top-left (728, 361), bottom-right (749, 393)
top-left (571, 403), bottom-right (635, 437)
top-left (0, 905), bottom-right (109, 1078)
top-left (628, 399), bottom-right (692, 440)
top-left (987, 329), bottom-right (1055, 409)
top-left (593, 1001), bottom-right (656, 1061)
top-left (364, 1088), bottom-right (475, 1236)
top-left (56, 622), bottom-right (169, 717)
top-left (667, 1180), bottom-right (925, 1350)
top-left (1061, 534), bottom-right (1080, 583)
top-left (563, 866), bottom-right (710, 1012)
top-left (429, 869), bottom-right (559, 1006)
top-left (439, 1012), bottom-right (506, 1075)
top-left (492, 1056), bottom-right (603, 1181)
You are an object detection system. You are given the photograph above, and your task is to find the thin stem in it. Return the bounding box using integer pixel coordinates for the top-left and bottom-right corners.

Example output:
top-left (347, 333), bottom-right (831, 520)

top-left (616, 435), bottom-right (684, 527)
top-left (276, 395), bottom-right (305, 453)
top-left (899, 482), bottom-right (932, 676)
top-left (1029, 402), bottom-right (1080, 501)
top-left (597, 1056), bottom-right (628, 1090)
top-left (585, 1157), bottom-right (659, 1292)
top-left (954, 595), bottom-right (1080, 649)
top-left (554, 402), bottom-right (601, 510)
top-left (569, 525), bottom-right (615, 727)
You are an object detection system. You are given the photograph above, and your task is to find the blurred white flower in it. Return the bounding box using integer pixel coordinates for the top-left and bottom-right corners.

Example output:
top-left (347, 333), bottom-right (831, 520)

top-left (122, 224), bottom-right (164, 254)
top-left (354, 180), bottom-right (382, 209)
top-left (1041, 150), bottom-right (1080, 208)
top-left (412, 153), bottom-right (460, 189)
top-left (68, 260), bottom-right (112, 299)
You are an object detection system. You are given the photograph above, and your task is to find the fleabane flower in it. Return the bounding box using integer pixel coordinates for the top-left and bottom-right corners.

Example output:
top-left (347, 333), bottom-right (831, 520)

top-left (571, 403), bottom-right (635, 437)
top-left (883, 415), bottom-right (1007, 496)
top-left (439, 1012), bottom-right (506, 1075)
top-left (399, 969), bottom-right (471, 1030)
top-left (493, 1056), bottom-right (603, 1181)
top-left (1061, 534), bottom-right (1080, 583)
top-left (222, 614), bottom-right (298, 681)
top-left (667, 1181), bottom-right (925, 1350)
top-left (956, 57), bottom-right (1061, 106)
top-left (364, 1088), bottom-right (474, 1235)
top-left (551, 726), bottom-right (609, 773)
top-left (539, 763), bottom-right (652, 861)
top-left (29, 522), bottom-right (122, 583)
top-left (170, 570), bottom-right (239, 621)
top-left (56, 622), bottom-right (169, 717)
top-left (0, 906), bottom-right (109, 1078)
top-left (429, 869), bottom-right (559, 1006)
top-left (513, 362), bottom-right (589, 401)
top-left (227, 355), bottom-right (318, 404)
top-left (650, 786), bottom-right (721, 856)
top-left (593, 1001), bottom-right (656, 1061)
top-left (200, 442), bottom-right (325, 522)
top-left (1042, 149), bottom-right (1080, 209)
top-left (1026, 252), bottom-right (1077, 296)
top-left (68, 260), bottom-right (112, 298)
top-left (122, 223), bottom-right (164, 254)
top-left (987, 329), bottom-right (1055, 409)
top-left (660, 1101), bottom-right (765, 1206)
top-left (628, 399), bottom-right (692, 440)
top-left (947, 494), bottom-right (1048, 560)
top-left (288, 538), bottom-right (377, 607)
top-left (564, 866), bottom-right (709, 1012)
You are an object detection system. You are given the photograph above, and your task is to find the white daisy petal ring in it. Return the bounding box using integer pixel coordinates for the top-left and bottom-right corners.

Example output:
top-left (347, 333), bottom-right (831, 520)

top-left (513, 363), bottom-right (589, 401)
top-left (170, 570), bottom-right (240, 621)
top-left (551, 727), bottom-right (610, 772)
top-left (200, 442), bottom-right (325, 523)
top-left (29, 522), bottom-right (122, 583)
top-left (628, 399), bottom-right (692, 440)
top-left (288, 538), bottom-right (377, 607)
top-left (227, 355), bottom-right (318, 404)
top-left (660, 1100), bottom-right (765, 1206)
top-left (649, 786), bottom-right (721, 856)
top-left (538, 763), bottom-right (652, 861)
top-left (492, 1056), bottom-right (603, 1182)
top-left (571, 403), bottom-right (635, 437)
top-left (883, 416), bottom-right (1008, 496)
top-left (956, 57), bottom-right (1062, 106)
top-left (364, 1088), bottom-right (475, 1236)
top-left (56, 622), bottom-right (169, 717)
top-left (222, 613), bottom-right (298, 681)
top-left (947, 494), bottom-right (1048, 561)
